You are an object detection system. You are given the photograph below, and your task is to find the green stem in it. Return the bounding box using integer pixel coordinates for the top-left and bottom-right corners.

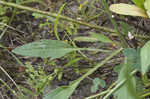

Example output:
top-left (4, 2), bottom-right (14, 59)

top-left (103, 69), bottom-right (138, 99)
top-left (141, 91), bottom-right (150, 98)
top-left (101, 0), bottom-right (129, 48)
top-left (54, 3), bottom-right (66, 40)
top-left (20, 0), bottom-right (46, 6)
top-left (0, 1), bottom-right (149, 40)
top-left (0, 1), bottom-right (18, 40)
top-left (85, 80), bottom-right (117, 99)
top-left (70, 48), bottom-right (123, 99)
top-left (78, 48), bottom-right (111, 52)
top-left (0, 79), bottom-right (19, 98)
top-left (0, 1), bottom-right (115, 33)
top-left (78, 48), bottom-right (123, 82)
top-left (85, 90), bottom-right (110, 99)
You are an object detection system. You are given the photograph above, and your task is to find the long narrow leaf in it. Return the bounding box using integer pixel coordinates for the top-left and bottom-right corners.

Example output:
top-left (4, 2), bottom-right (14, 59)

top-left (12, 40), bottom-right (110, 59)
top-left (12, 40), bottom-right (75, 59)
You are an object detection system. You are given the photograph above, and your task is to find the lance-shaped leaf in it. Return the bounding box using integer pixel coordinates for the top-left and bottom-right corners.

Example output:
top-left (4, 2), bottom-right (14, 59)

top-left (12, 40), bottom-right (77, 59)
top-left (12, 40), bottom-right (109, 59)
top-left (109, 3), bottom-right (147, 18)
top-left (74, 32), bottom-right (113, 43)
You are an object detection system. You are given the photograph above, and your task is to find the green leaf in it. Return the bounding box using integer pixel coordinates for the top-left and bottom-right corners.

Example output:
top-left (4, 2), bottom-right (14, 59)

top-left (144, 0), bottom-right (150, 10)
top-left (91, 78), bottom-right (106, 93)
top-left (109, 3), bottom-right (147, 18)
top-left (114, 58), bottom-right (138, 99)
top-left (93, 78), bottom-right (106, 88)
top-left (114, 76), bottom-right (137, 99)
top-left (12, 40), bottom-right (77, 59)
top-left (32, 13), bottom-right (44, 19)
top-left (91, 85), bottom-right (98, 93)
top-left (141, 41), bottom-right (150, 75)
top-left (114, 48), bottom-right (141, 99)
top-left (43, 80), bottom-right (79, 99)
top-left (74, 32), bottom-right (112, 43)
top-left (91, 32), bottom-right (113, 43)
top-left (74, 36), bottom-right (99, 42)
top-left (32, 13), bottom-right (55, 21)
top-left (123, 48), bottom-right (141, 71)
top-left (132, 0), bottom-right (145, 9)
top-left (12, 40), bottom-right (110, 59)
top-left (114, 64), bottom-right (122, 73)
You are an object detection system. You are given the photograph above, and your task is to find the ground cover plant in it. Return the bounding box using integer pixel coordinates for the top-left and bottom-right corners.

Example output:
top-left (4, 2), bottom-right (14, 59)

top-left (1, 0), bottom-right (150, 99)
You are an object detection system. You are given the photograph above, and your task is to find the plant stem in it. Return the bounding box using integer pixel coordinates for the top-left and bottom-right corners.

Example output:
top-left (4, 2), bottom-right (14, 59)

top-left (54, 3), bottom-right (66, 40)
top-left (103, 69), bottom-right (138, 99)
top-left (0, 66), bottom-right (23, 95)
top-left (0, 1), bottom-right (148, 40)
top-left (78, 48), bottom-right (123, 82)
top-left (85, 90), bottom-right (110, 99)
top-left (101, 0), bottom-right (129, 48)
top-left (0, 1), bottom-right (115, 33)
top-left (0, 79), bottom-right (18, 98)
top-left (71, 48), bottom-right (123, 99)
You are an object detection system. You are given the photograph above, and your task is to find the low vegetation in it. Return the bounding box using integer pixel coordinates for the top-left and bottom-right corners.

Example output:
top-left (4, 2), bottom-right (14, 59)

top-left (0, 0), bottom-right (150, 99)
